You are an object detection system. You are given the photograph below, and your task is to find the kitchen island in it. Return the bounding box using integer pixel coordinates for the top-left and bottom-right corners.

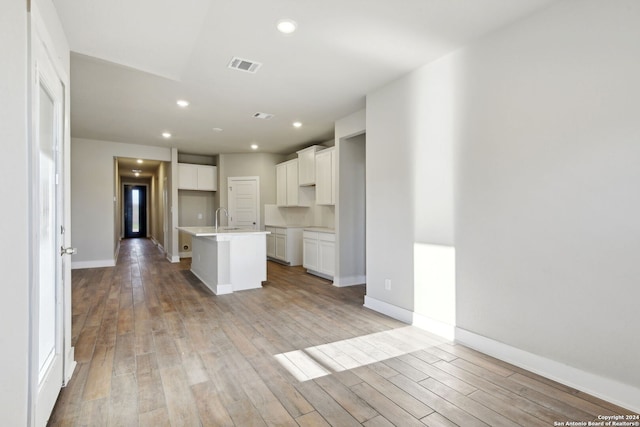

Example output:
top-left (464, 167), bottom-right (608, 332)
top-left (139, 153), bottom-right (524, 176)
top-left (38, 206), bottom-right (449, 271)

top-left (176, 226), bottom-right (270, 295)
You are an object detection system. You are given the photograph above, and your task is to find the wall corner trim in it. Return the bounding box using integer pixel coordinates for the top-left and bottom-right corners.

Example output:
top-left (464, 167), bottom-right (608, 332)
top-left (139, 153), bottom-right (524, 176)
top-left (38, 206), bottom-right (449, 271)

top-left (455, 328), bottom-right (640, 413)
top-left (334, 275), bottom-right (366, 287)
top-left (412, 312), bottom-right (456, 341)
top-left (363, 296), bottom-right (413, 324)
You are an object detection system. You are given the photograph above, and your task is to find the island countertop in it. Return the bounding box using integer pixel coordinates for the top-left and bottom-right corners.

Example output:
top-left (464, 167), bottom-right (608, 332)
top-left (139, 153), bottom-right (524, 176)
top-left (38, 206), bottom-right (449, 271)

top-left (176, 226), bottom-right (271, 237)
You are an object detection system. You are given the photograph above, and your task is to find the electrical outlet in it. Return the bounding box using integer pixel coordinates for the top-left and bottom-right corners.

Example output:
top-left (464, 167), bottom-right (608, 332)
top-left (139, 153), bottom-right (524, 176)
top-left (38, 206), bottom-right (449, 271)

top-left (197, 213), bottom-right (203, 219)
top-left (384, 278), bottom-right (391, 290)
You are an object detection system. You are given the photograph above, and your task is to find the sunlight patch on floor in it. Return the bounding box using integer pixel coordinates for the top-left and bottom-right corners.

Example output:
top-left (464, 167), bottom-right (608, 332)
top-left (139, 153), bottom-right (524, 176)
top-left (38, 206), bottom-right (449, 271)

top-left (274, 325), bottom-right (447, 381)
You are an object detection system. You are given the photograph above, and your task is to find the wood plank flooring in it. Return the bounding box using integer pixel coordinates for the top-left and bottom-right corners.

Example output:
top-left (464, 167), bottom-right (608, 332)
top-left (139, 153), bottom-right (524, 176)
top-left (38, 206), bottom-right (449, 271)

top-left (49, 238), bottom-right (636, 426)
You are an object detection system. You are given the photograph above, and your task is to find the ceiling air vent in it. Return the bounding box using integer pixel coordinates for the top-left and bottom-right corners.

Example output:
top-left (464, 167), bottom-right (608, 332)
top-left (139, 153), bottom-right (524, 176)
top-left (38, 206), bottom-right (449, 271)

top-left (228, 57), bottom-right (262, 73)
top-left (253, 112), bottom-right (274, 120)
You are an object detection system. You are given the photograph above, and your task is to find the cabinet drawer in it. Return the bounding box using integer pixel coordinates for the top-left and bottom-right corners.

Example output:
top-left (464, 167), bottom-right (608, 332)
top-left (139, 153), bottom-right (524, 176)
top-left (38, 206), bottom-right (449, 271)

top-left (276, 227), bottom-right (287, 236)
top-left (265, 226), bottom-right (276, 233)
top-left (318, 232), bottom-right (335, 242)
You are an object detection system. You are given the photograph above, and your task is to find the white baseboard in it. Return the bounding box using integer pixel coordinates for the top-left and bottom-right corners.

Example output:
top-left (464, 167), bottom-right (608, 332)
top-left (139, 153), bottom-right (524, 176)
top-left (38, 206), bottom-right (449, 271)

top-left (306, 269), bottom-right (334, 282)
top-left (71, 259), bottom-right (116, 269)
top-left (167, 254), bottom-right (180, 263)
top-left (334, 274), bottom-right (366, 287)
top-left (363, 296), bottom-right (413, 324)
top-left (363, 295), bottom-right (639, 412)
top-left (455, 327), bottom-right (640, 413)
top-left (190, 269), bottom-right (233, 295)
top-left (63, 347), bottom-right (76, 386)
top-left (413, 312), bottom-right (456, 341)
top-left (114, 241), bottom-right (120, 264)
top-left (179, 251), bottom-right (192, 258)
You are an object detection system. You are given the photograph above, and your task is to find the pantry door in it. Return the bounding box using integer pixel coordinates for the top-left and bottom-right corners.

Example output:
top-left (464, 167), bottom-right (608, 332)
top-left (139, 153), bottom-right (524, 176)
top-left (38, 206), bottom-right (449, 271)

top-left (228, 177), bottom-right (260, 230)
top-left (31, 20), bottom-right (68, 427)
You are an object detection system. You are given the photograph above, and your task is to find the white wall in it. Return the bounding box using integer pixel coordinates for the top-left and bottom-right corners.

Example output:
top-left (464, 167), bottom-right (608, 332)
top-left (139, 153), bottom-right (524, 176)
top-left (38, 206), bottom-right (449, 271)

top-left (218, 153), bottom-right (285, 228)
top-left (366, 81), bottom-right (416, 310)
top-left (364, 0), bottom-right (640, 411)
top-left (0, 3), bottom-right (29, 425)
top-left (455, 0), bottom-right (640, 407)
top-left (71, 138), bottom-right (171, 267)
top-left (336, 134), bottom-right (366, 286)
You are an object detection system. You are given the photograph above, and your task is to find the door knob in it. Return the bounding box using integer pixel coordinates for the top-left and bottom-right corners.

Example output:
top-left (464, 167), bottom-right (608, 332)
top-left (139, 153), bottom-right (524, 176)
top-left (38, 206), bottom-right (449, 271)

top-left (60, 246), bottom-right (77, 256)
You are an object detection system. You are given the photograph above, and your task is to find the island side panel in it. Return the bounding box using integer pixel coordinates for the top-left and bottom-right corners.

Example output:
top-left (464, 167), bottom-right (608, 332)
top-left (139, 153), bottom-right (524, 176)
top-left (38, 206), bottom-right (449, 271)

top-left (229, 234), bottom-right (267, 292)
top-left (191, 236), bottom-right (233, 295)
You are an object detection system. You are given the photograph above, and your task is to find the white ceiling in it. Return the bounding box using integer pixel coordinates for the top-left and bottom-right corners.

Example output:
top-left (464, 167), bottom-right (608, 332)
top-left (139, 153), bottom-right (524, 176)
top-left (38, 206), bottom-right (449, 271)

top-left (53, 0), bottom-right (557, 155)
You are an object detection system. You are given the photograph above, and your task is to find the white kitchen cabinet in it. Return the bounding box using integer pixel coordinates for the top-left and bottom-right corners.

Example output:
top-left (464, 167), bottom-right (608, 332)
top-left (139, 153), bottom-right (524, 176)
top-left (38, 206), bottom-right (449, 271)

top-left (266, 226), bottom-right (304, 265)
top-left (178, 163), bottom-right (217, 191)
top-left (303, 229), bottom-right (335, 278)
top-left (266, 226), bottom-right (276, 258)
top-left (315, 147), bottom-right (335, 205)
top-left (276, 159), bottom-right (311, 207)
top-left (297, 145), bottom-right (324, 186)
top-left (303, 233), bottom-right (319, 271)
top-left (286, 161), bottom-right (299, 205)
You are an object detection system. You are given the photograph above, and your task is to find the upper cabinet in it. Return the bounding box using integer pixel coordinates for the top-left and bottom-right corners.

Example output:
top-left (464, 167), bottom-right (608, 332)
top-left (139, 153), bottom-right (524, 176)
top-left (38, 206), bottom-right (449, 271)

top-left (276, 159), bottom-right (312, 207)
top-left (178, 163), bottom-right (217, 191)
top-left (315, 147), bottom-right (336, 205)
top-left (296, 145), bottom-right (324, 186)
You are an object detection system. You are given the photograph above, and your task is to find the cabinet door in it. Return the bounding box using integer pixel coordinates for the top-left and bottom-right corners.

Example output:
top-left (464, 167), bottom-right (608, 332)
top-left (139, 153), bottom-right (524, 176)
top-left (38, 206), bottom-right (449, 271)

top-left (197, 165), bottom-right (216, 191)
top-left (276, 163), bottom-right (287, 206)
top-left (315, 150), bottom-right (333, 205)
top-left (178, 164), bottom-right (198, 190)
top-left (298, 149), bottom-right (316, 186)
top-left (303, 234), bottom-right (319, 271)
top-left (266, 228), bottom-right (276, 258)
top-left (275, 234), bottom-right (287, 261)
top-left (319, 239), bottom-right (335, 276)
top-left (286, 160), bottom-right (299, 206)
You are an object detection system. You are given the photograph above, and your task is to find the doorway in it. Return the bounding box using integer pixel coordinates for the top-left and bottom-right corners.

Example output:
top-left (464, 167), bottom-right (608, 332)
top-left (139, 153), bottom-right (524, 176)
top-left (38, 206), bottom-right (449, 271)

top-left (124, 185), bottom-right (147, 238)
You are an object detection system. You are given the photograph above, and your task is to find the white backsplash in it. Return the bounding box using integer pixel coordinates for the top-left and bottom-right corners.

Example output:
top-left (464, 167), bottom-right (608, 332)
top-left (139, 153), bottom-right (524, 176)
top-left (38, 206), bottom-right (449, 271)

top-left (264, 203), bottom-right (334, 229)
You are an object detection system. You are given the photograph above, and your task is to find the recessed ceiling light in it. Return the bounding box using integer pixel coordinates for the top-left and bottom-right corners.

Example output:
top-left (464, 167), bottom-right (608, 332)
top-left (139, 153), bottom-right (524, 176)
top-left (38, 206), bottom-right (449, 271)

top-left (132, 169), bottom-right (142, 173)
top-left (212, 127), bottom-right (223, 132)
top-left (162, 132), bottom-right (171, 138)
top-left (250, 144), bottom-right (259, 150)
top-left (277, 19), bottom-right (297, 34)
top-left (293, 121), bottom-right (302, 128)
top-left (176, 99), bottom-right (189, 108)
top-left (134, 172), bottom-right (140, 177)
top-left (136, 159), bottom-right (143, 164)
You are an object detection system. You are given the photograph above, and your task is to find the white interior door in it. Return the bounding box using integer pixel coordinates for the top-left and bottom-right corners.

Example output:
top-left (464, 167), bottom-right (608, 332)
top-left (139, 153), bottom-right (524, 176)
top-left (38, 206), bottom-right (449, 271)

top-left (32, 24), bottom-right (66, 427)
top-left (228, 177), bottom-right (260, 229)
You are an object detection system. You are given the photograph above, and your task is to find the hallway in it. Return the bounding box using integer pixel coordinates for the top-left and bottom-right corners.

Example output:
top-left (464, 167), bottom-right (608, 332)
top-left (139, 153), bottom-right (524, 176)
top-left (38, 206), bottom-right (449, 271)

top-left (48, 239), bottom-right (633, 426)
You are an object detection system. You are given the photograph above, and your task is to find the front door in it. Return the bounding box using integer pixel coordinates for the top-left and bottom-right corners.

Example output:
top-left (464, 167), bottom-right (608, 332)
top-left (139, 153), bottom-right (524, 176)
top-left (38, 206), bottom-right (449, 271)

top-left (124, 185), bottom-right (147, 238)
top-left (228, 177), bottom-right (260, 229)
top-left (32, 23), bottom-right (66, 427)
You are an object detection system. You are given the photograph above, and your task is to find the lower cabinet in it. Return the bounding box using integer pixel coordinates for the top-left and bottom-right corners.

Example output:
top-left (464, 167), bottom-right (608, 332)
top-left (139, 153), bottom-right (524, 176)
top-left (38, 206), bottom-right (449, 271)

top-left (303, 230), bottom-right (335, 278)
top-left (265, 226), bottom-right (304, 266)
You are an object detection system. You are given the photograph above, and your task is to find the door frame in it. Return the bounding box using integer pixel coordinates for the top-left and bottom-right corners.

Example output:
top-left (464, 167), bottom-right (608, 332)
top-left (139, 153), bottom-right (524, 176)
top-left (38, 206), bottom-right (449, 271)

top-left (28, 3), bottom-right (75, 426)
top-left (121, 181), bottom-right (150, 239)
top-left (123, 184), bottom-right (148, 238)
top-left (227, 176), bottom-right (260, 230)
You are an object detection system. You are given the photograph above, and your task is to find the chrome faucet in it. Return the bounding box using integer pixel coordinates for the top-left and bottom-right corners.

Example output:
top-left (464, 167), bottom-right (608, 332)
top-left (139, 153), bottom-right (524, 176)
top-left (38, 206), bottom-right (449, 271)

top-left (215, 207), bottom-right (229, 230)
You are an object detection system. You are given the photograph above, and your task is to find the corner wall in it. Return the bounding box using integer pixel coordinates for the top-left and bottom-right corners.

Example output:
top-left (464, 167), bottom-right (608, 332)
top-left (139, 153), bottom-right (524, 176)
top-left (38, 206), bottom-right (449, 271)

top-left (364, 0), bottom-right (640, 411)
top-left (71, 138), bottom-right (171, 268)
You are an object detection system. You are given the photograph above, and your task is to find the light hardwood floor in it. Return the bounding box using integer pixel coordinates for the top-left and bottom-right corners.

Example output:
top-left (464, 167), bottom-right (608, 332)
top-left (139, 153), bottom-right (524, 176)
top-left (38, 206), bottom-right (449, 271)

top-left (49, 238), bottom-right (635, 426)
